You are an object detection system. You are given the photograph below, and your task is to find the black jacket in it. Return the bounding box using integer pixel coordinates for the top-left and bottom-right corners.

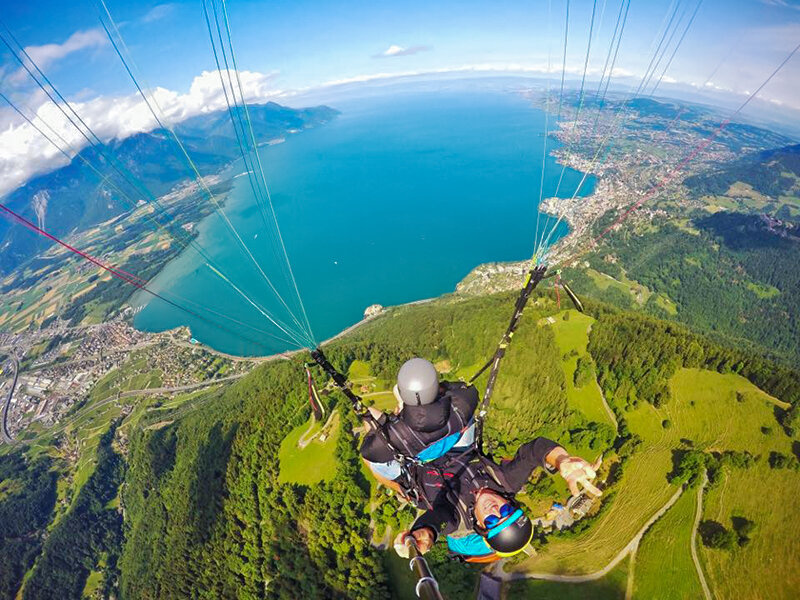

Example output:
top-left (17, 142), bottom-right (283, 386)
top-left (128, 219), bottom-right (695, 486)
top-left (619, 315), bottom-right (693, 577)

top-left (410, 437), bottom-right (560, 537)
top-left (360, 381), bottom-right (479, 463)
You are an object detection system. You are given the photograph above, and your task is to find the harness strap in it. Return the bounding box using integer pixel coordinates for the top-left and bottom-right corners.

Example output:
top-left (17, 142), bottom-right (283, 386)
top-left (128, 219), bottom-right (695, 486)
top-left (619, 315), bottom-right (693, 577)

top-left (310, 347), bottom-right (431, 508)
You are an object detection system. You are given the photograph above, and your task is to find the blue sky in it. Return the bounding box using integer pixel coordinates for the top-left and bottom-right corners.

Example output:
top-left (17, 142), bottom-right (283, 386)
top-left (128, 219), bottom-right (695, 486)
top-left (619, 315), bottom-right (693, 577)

top-left (1, 0), bottom-right (798, 98)
top-left (0, 0), bottom-right (799, 194)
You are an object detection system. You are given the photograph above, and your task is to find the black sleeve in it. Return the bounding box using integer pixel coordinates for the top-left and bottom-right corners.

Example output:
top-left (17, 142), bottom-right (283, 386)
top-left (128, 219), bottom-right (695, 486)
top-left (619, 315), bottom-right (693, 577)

top-left (359, 429), bottom-right (394, 463)
top-left (441, 381), bottom-right (479, 419)
top-left (498, 437), bottom-right (561, 493)
top-left (410, 499), bottom-right (460, 540)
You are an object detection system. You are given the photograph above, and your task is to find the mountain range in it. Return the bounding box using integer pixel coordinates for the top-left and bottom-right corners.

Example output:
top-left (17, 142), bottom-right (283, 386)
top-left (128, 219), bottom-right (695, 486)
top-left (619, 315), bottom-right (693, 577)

top-left (0, 102), bottom-right (339, 275)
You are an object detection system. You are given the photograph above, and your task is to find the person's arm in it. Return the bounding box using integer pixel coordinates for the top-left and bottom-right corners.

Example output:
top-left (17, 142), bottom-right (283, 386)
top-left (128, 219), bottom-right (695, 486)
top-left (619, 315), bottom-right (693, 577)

top-left (394, 500), bottom-right (459, 556)
top-left (499, 437), bottom-right (562, 491)
top-left (500, 438), bottom-right (602, 496)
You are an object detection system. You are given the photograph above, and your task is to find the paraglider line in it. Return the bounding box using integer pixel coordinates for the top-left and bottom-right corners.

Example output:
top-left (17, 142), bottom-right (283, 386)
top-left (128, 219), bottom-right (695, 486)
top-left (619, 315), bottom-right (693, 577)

top-left (561, 38), bottom-right (800, 266)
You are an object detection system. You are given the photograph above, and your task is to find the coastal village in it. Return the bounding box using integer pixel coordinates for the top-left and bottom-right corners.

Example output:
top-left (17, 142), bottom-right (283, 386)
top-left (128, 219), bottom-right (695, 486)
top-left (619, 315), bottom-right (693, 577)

top-left (1, 317), bottom-right (257, 441)
top-left (521, 89), bottom-right (763, 265)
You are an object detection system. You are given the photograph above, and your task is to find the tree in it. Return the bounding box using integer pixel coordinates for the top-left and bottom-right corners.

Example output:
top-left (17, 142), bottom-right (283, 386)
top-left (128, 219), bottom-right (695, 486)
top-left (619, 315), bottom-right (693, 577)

top-left (668, 449), bottom-right (706, 484)
top-left (574, 355), bottom-right (596, 388)
top-left (768, 451), bottom-right (798, 469)
top-left (731, 516), bottom-right (756, 546)
top-left (781, 403), bottom-right (800, 437)
top-left (699, 520), bottom-right (738, 550)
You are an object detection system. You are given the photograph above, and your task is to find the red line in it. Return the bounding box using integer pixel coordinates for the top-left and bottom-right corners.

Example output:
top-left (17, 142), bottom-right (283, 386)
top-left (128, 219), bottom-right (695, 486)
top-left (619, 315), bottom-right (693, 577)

top-left (1, 203), bottom-right (147, 287)
top-left (0, 201), bottom-right (277, 350)
top-left (562, 118), bottom-right (729, 266)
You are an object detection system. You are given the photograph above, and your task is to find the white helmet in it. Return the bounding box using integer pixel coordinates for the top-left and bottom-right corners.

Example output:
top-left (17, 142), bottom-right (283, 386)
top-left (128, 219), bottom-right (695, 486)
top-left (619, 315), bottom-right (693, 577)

top-left (395, 358), bottom-right (439, 406)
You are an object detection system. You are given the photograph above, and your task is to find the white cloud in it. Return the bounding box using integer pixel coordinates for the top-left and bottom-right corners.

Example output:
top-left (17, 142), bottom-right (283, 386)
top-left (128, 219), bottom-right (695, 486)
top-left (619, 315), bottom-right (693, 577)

top-left (374, 44), bottom-right (432, 58)
top-left (0, 69), bottom-right (281, 198)
top-left (609, 67), bottom-right (635, 79)
top-left (383, 45), bottom-right (406, 56)
top-left (318, 62), bottom-right (640, 89)
top-left (22, 29), bottom-right (109, 73)
top-left (697, 80), bottom-right (732, 92)
top-left (141, 3), bottom-right (177, 24)
top-left (760, 0), bottom-right (800, 10)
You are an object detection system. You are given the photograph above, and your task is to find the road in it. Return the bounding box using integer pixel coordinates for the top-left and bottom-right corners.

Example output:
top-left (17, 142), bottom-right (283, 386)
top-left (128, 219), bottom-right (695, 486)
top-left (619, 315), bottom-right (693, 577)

top-left (1, 357), bottom-right (20, 444)
top-left (691, 471), bottom-right (713, 600)
top-left (597, 386), bottom-right (618, 432)
top-left (117, 373), bottom-right (246, 398)
top-left (507, 484), bottom-right (685, 583)
top-left (173, 341), bottom-right (289, 363)
top-left (41, 374), bottom-right (243, 439)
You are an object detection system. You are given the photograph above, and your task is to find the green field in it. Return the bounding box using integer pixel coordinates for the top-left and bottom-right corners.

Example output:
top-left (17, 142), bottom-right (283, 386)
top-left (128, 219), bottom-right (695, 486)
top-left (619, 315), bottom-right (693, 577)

top-left (746, 281), bottom-right (780, 299)
top-left (549, 310), bottom-right (615, 428)
top-left (702, 182), bottom-right (800, 218)
top-left (348, 359), bottom-right (397, 412)
top-left (278, 412), bottom-right (341, 485)
top-left (633, 485), bottom-right (703, 599)
top-left (348, 359), bottom-right (373, 381)
top-left (365, 391), bottom-right (397, 412)
top-left (586, 268), bottom-right (650, 306)
top-left (509, 556), bottom-right (630, 599)
top-left (82, 568), bottom-right (104, 598)
top-left (513, 366), bottom-right (794, 581)
top-left (626, 368), bottom-right (792, 451)
top-left (700, 467), bottom-right (800, 600)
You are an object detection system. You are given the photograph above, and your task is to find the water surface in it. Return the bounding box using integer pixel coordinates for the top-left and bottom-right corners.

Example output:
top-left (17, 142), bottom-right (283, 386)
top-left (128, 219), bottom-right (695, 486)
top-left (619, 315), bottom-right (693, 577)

top-left (134, 89), bottom-right (594, 355)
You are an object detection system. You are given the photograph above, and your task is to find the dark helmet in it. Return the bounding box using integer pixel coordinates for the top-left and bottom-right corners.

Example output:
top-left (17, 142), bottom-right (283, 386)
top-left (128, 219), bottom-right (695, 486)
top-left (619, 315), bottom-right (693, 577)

top-left (483, 507), bottom-right (533, 557)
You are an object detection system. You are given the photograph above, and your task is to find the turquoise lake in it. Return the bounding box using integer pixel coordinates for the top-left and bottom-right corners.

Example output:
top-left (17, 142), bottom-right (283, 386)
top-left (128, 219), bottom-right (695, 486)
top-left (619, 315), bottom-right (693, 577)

top-left (133, 88), bottom-right (595, 356)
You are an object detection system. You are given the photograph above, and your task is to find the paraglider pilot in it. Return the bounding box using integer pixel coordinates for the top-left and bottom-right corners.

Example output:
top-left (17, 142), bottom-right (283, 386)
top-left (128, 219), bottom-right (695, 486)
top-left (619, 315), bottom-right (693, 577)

top-left (360, 357), bottom-right (479, 498)
top-left (393, 438), bottom-right (602, 562)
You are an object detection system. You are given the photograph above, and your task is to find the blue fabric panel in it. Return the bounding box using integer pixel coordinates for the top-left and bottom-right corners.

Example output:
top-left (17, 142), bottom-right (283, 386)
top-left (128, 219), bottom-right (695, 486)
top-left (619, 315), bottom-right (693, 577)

top-left (446, 533), bottom-right (493, 557)
top-left (416, 431), bottom-right (462, 463)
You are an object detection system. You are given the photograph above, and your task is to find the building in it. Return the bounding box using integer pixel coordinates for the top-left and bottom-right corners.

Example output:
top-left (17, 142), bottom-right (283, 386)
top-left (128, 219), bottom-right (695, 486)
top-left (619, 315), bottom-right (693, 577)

top-left (568, 492), bottom-right (595, 519)
top-left (364, 304), bottom-right (384, 319)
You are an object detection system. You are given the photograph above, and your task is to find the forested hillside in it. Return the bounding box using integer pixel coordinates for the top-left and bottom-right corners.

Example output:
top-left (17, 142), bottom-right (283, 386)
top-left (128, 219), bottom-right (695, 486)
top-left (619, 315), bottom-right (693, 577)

top-left (1, 288), bottom-right (798, 598)
top-left (684, 144), bottom-right (800, 202)
top-left (0, 453), bottom-right (56, 599)
top-left (564, 209), bottom-right (800, 365)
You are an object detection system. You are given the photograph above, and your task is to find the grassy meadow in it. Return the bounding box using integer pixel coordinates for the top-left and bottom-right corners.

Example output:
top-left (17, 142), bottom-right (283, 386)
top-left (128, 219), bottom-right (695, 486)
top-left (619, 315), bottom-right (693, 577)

top-left (508, 556), bottom-right (630, 599)
top-left (633, 484), bottom-right (704, 599)
top-left (549, 310), bottom-right (615, 428)
top-left (278, 411), bottom-right (341, 485)
top-left (511, 363), bottom-right (798, 598)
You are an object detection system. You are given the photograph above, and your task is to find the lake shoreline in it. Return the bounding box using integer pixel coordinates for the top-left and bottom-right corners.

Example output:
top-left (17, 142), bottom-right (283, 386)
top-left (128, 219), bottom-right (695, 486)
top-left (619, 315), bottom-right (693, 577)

top-left (131, 89), bottom-right (595, 356)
